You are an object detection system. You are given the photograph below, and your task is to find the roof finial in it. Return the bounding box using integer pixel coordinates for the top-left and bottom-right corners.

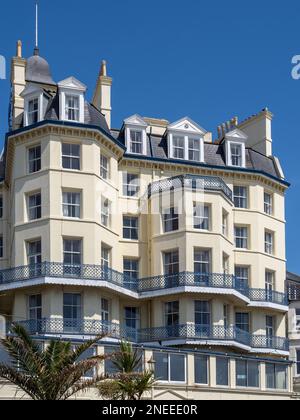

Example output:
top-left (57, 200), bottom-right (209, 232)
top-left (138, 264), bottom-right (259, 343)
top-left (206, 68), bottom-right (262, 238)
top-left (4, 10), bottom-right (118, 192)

top-left (100, 60), bottom-right (107, 77)
top-left (34, 1), bottom-right (39, 56)
top-left (16, 40), bottom-right (22, 58)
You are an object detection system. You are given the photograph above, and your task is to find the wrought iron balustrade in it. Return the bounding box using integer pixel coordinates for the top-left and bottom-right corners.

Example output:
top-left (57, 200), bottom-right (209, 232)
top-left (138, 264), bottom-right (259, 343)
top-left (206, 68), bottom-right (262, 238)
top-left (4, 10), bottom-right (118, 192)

top-left (0, 262), bottom-right (288, 306)
top-left (148, 175), bottom-right (233, 202)
top-left (249, 289), bottom-right (288, 306)
top-left (9, 320), bottom-right (288, 352)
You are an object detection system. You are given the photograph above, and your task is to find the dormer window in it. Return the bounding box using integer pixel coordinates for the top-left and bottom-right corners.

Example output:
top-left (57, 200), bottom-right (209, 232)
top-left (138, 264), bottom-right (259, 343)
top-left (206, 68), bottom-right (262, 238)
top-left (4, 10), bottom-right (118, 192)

top-left (58, 77), bottom-right (87, 124)
top-left (124, 115), bottom-right (148, 156)
top-left (224, 129), bottom-right (248, 168)
top-left (28, 98), bottom-right (39, 125)
top-left (173, 136), bottom-right (185, 159)
top-left (168, 118), bottom-right (207, 163)
top-left (231, 143), bottom-right (243, 167)
top-left (21, 84), bottom-right (49, 127)
top-left (189, 138), bottom-right (201, 161)
top-left (130, 130), bottom-right (143, 154)
top-left (65, 95), bottom-right (80, 122)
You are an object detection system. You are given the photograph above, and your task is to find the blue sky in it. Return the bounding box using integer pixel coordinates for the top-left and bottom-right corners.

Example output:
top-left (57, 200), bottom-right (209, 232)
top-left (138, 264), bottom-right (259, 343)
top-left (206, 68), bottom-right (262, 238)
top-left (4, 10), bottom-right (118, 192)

top-left (0, 0), bottom-right (300, 272)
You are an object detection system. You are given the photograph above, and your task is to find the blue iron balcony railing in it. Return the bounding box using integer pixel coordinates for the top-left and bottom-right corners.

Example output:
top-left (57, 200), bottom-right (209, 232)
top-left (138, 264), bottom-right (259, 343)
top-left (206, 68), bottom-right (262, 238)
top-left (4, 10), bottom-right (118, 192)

top-left (148, 175), bottom-right (233, 202)
top-left (7, 320), bottom-right (289, 352)
top-left (248, 289), bottom-right (288, 306)
top-left (7, 319), bottom-right (138, 343)
top-left (0, 262), bottom-right (288, 307)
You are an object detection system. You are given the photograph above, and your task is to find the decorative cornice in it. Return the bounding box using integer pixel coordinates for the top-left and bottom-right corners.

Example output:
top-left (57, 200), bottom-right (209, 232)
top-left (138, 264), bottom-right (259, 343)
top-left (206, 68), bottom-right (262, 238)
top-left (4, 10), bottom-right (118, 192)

top-left (121, 155), bottom-right (289, 193)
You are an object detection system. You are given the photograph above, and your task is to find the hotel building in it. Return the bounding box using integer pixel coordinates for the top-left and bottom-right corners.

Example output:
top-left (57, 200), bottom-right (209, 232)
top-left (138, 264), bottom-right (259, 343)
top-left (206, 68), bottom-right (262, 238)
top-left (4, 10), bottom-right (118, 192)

top-left (0, 41), bottom-right (293, 400)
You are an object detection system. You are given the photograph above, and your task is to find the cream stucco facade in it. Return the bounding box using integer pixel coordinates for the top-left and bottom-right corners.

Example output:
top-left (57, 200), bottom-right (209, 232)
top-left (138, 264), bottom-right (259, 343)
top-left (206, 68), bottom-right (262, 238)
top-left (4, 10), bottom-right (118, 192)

top-left (0, 42), bottom-right (293, 399)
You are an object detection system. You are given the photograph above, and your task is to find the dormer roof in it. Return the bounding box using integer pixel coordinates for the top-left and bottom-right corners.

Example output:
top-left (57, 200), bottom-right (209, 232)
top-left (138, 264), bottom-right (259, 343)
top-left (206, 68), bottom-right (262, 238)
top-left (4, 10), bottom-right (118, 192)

top-left (124, 114), bottom-right (148, 127)
top-left (58, 77), bottom-right (87, 92)
top-left (168, 117), bottom-right (207, 136)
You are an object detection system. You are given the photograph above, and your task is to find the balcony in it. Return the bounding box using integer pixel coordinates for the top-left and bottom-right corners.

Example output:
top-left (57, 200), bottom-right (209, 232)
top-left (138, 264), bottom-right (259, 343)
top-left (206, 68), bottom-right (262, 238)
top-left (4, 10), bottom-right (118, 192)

top-left (7, 319), bottom-right (289, 354)
top-left (138, 325), bottom-right (289, 353)
top-left (148, 175), bottom-right (233, 202)
top-left (0, 262), bottom-right (288, 308)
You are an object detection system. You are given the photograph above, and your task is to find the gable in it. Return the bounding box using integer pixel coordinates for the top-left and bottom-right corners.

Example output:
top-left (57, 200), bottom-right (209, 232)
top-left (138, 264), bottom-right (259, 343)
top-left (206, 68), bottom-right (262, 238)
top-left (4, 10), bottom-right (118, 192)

top-left (124, 114), bottom-right (148, 127)
top-left (225, 128), bottom-right (248, 143)
top-left (168, 117), bottom-right (207, 136)
top-left (58, 76), bottom-right (87, 92)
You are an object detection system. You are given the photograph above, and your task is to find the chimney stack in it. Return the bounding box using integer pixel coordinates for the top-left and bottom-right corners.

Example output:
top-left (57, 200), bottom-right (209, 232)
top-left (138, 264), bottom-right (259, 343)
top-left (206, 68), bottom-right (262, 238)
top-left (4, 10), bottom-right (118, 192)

top-left (11, 40), bottom-right (26, 130)
top-left (92, 60), bottom-right (112, 129)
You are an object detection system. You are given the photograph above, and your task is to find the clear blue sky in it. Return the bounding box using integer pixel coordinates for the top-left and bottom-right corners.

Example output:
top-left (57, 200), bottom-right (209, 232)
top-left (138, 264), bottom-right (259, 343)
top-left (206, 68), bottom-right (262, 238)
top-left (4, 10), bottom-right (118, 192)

top-left (0, 0), bottom-right (300, 272)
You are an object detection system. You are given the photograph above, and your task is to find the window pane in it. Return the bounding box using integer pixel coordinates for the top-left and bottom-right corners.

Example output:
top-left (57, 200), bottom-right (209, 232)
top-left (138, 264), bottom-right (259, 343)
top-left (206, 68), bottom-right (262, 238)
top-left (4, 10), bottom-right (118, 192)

top-left (248, 361), bottom-right (260, 388)
top-left (154, 352), bottom-right (168, 381)
top-left (266, 364), bottom-right (275, 389)
top-left (236, 360), bottom-right (247, 387)
top-left (195, 356), bottom-right (208, 384)
top-left (276, 365), bottom-right (287, 390)
top-left (216, 357), bottom-right (229, 386)
top-left (170, 354), bottom-right (185, 382)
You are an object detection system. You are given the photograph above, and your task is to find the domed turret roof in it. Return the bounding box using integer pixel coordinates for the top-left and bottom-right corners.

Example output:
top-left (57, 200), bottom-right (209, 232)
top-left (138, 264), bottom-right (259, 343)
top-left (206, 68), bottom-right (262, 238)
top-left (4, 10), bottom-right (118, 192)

top-left (26, 48), bottom-right (55, 85)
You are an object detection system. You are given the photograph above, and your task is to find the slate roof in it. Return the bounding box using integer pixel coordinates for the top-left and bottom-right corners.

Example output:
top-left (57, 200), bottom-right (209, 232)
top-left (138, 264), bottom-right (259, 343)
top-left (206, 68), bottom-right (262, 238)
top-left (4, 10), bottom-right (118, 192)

top-left (287, 272), bottom-right (300, 284)
top-left (44, 94), bottom-right (110, 134)
top-left (111, 130), bottom-right (281, 179)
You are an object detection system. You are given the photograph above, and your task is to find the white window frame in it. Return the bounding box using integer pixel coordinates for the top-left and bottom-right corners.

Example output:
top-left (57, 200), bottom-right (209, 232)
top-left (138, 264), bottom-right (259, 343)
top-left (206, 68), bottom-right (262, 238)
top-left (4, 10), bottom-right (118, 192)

top-left (28, 145), bottom-right (41, 174)
top-left (193, 203), bottom-right (210, 231)
top-left (28, 192), bottom-right (42, 221)
top-left (101, 245), bottom-right (111, 269)
top-left (63, 239), bottom-right (82, 267)
top-left (235, 266), bottom-right (250, 289)
top-left (265, 231), bottom-right (274, 255)
top-left (28, 294), bottom-right (42, 321)
top-left (122, 172), bottom-right (140, 197)
top-left (123, 258), bottom-right (139, 280)
top-left (59, 88), bottom-right (85, 123)
top-left (24, 92), bottom-right (44, 127)
top-left (101, 197), bottom-right (111, 227)
top-left (62, 191), bottom-right (81, 219)
top-left (163, 250), bottom-right (179, 275)
top-left (100, 154), bottom-right (110, 180)
top-left (226, 141), bottom-right (246, 168)
top-left (125, 126), bottom-right (147, 156)
top-left (168, 132), bottom-right (204, 162)
top-left (194, 249), bottom-right (211, 275)
top-left (233, 186), bottom-right (248, 209)
top-left (62, 143), bottom-right (81, 170)
top-left (154, 352), bottom-right (187, 385)
top-left (222, 210), bottom-right (228, 237)
top-left (264, 192), bottom-right (273, 215)
top-left (65, 94), bottom-right (80, 122)
top-left (235, 226), bottom-right (249, 249)
top-left (123, 216), bottom-right (139, 240)
top-left (101, 298), bottom-right (110, 323)
top-left (163, 207), bottom-right (179, 233)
